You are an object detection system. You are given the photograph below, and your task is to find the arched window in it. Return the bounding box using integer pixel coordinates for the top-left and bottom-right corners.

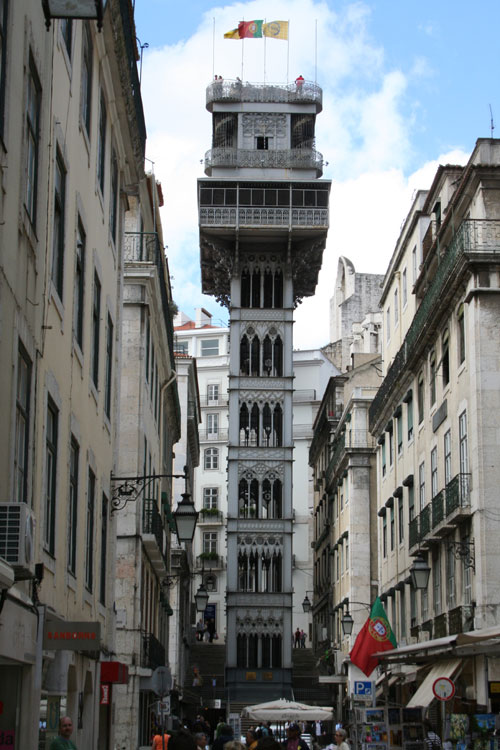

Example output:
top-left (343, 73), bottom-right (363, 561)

top-left (241, 268), bottom-right (250, 308)
top-left (274, 335), bottom-right (283, 375)
top-left (263, 267), bottom-right (273, 308)
top-left (274, 270), bottom-right (283, 308)
top-left (251, 268), bottom-right (261, 308)
top-left (240, 335), bottom-right (250, 375)
top-left (250, 335), bottom-right (259, 376)
top-left (204, 448), bottom-right (219, 470)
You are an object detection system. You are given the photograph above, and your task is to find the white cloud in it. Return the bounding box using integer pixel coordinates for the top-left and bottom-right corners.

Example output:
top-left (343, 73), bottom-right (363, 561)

top-left (138, 0), bottom-right (467, 349)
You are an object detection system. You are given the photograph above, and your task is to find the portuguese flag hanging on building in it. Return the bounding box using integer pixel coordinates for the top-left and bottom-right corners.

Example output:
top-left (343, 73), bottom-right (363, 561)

top-left (349, 597), bottom-right (397, 677)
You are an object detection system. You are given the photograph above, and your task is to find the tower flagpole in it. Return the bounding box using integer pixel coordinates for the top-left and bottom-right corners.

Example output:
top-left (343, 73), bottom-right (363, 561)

top-left (212, 17), bottom-right (215, 79)
top-left (287, 19), bottom-right (290, 82)
top-left (315, 19), bottom-right (317, 83)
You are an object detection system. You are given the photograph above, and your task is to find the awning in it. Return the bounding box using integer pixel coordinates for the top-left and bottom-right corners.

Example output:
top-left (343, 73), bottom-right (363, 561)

top-left (406, 658), bottom-right (462, 708)
top-left (374, 626), bottom-right (500, 664)
top-left (100, 661), bottom-right (129, 684)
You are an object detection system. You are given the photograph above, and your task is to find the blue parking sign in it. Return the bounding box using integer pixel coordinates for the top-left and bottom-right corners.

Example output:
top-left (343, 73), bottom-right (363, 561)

top-left (354, 681), bottom-right (373, 696)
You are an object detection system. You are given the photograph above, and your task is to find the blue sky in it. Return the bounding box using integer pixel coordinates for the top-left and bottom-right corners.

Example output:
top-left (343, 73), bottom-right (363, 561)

top-left (132, 0), bottom-right (500, 346)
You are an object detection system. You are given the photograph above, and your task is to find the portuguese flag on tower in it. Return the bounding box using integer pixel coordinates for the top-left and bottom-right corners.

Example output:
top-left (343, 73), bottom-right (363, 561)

top-left (349, 597), bottom-right (397, 677)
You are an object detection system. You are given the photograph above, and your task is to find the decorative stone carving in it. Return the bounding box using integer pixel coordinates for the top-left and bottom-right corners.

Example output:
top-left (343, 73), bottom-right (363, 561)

top-left (239, 379), bottom-right (287, 391)
top-left (239, 391), bottom-right (284, 404)
top-left (237, 462), bottom-right (284, 479)
top-left (241, 113), bottom-right (287, 138)
top-left (238, 448), bottom-right (286, 460)
top-left (236, 608), bottom-right (284, 636)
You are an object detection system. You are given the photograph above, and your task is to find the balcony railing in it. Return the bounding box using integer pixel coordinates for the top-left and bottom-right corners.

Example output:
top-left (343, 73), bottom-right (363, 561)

top-left (142, 631), bottom-right (166, 670)
top-left (432, 490), bottom-right (445, 528)
top-left (199, 206), bottom-right (329, 230)
top-left (199, 429), bottom-right (228, 442)
top-left (124, 232), bottom-right (175, 365)
top-left (293, 389), bottom-right (317, 402)
top-left (196, 553), bottom-right (225, 569)
top-left (206, 79), bottom-right (323, 109)
top-left (325, 433), bottom-right (346, 486)
top-left (205, 147), bottom-right (323, 173)
top-left (448, 605), bottom-right (474, 635)
top-left (199, 394), bottom-right (229, 406)
top-left (370, 219), bottom-right (500, 429)
top-left (409, 517), bottom-right (419, 548)
top-left (434, 612), bottom-right (448, 638)
top-left (420, 505), bottom-right (431, 538)
top-left (198, 509), bottom-right (224, 524)
top-left (143, 499), bottom-right (164, 557)
top-left (445, 473), bottom-right (471, 515)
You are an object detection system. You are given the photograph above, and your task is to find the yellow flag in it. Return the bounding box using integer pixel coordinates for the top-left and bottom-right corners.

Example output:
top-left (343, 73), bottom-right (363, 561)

top-left (224, 27), bottom-right (240, 39)
top-left (263, 21), bottom-right (289, 40)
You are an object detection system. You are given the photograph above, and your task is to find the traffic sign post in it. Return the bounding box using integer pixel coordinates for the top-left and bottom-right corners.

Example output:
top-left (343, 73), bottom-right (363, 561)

top-left (433, 676), bottom-right (456, 746)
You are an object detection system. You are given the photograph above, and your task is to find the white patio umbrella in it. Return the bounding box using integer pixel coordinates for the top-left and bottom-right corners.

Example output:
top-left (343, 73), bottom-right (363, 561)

top-left (242, 698), bottom-right (333, 721)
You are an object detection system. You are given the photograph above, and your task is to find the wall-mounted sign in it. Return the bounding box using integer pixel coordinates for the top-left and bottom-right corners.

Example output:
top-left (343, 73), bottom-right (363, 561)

top-left (43, 620), bottom-right (101, 651)
top-left (100, 685), bottom-right (110, 705)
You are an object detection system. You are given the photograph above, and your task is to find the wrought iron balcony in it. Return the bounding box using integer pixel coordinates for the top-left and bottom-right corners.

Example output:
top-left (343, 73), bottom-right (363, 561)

top-left (142, 631), bottom-right (166, 670)
top-left (204, 147), bottom-right (323, 174)
top-left (199, 206), bottom-right (329, 230)
top-left (325, 433), bottom-right (346, 487)
top-left (206, 79), bottom-right (323, 111)
top-left (445, 473), bottom-right (471, 516)
top-left (198, 509), bottom-right (224, 524)
top-left (420, 505), bottom-right (431, 538)
top-left (409, 517), bottom-right (419, 549)
top-left (448, 604), bottom-right (474, 635)
top-left (199, 428), bottom-right (228, 442)
top-left (432, 490), bottom-right (445, 528)
top-left (370, 219), bottom-right (500, 429)
top-left (196, 553), bottom-right (225, 570)
top-left (142, 499), bottom-right (166, 573)
top-left (434, 612), bottom-right (448, 638)
top-left (199, 393), bottom-right (229, 407)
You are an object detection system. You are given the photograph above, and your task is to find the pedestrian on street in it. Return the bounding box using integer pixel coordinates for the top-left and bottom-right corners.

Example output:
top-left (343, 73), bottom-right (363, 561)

top-left (282, 723), bottom-right (309, 750)
top-left (152, 730), bottom-right (170, 750)
top-left (194, 733), bottom-right (208, 750)
top-left (168, 730), bottom-right (197, 750)
top-left (294, 628), bottom-right (301, 648)
top-left (300, 629), bottom-right (306, 648)
top-left (196, 618), bottom-right (205, 641)
top-left (333, 729), bottom-right (349, 750)
top-left (246, 729), bottom-right (259, 750)
top-left (212, 724), bottom-right (234, 750)
top-left (207, 618), bottom-right (216, 643)
top-left (49, 717), bottom-right (77, 750)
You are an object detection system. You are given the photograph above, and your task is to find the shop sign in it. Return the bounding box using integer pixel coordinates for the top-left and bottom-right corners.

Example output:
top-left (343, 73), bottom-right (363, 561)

top-left (43, 620), bottom-right (100, 651)
top-left (489, 682), bottom-right (500, 696)
top-left (245, 672), bottom-right (257, 680)
top-left (100, 685), bottom-right (110, 705)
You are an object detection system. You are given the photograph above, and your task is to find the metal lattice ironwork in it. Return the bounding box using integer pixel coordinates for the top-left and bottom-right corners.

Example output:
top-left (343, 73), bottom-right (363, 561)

top-left (206, 79), bottom-right (323, 109)
top-left (205, 147), bottom-right (323, 172)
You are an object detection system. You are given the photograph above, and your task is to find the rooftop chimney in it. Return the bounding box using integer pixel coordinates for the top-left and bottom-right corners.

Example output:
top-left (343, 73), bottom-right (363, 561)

top-left (195, 308), bottom-right (212, 328)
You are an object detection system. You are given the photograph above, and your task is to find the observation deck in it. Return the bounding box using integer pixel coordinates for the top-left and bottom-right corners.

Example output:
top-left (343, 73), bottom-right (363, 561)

top-left (206, 79), bottom-right (323, 113)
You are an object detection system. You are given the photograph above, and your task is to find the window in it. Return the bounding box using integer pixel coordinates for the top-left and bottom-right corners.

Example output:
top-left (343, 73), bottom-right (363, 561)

top-left (407, 394), bottom-right (414, 441)
top-left (26, 55), bottom-right (41, 225)
top-left (145, 316), bottom-right (150, 382)
top-left (85, 468), bottom-right (96, 591)
top-left (100, 493), bottom-right (108, 605)
top-left (402, 267), bottom-right (408, 307)
top-left (81, 23), bottom-right (93, 136)
top-left (412, 245), bottom-right (417, 283)
top-left (256, 136), bottom-right (269, 150)
top-left (74, 220), bottom-right (85, 348)
top-left (381, 438), bottom-right (386, 476)
top-left (0, 0), bottom-right (9, 139)
top-left (397, 412), bottom-right (403, 454)
top-left (390, 506), bottom-right (395, 551)
top-left (91, 271), bottom-right (101, 387)
top-left (207, 384), bottom-right (219, 403)
top-left (429, 350), bottom-right (436, 405)
top-left (419, 462), bottom-right (425, 510)
top-left (97, 90), bottom-right (107, 193)
top-left (203, 531), bottom-right (217, 555)
top-left (432, 547), bottom-right (441, 615)
top-left (441, 329), bottom-right (450, 387)
top-left (45, 398), bottom-right (58, 555)
top-left (175, 339), bottom-right (188, 355)
top-left (207, 413), bottom-right (219, 436)
top-left (110, 148), bottom-right (118, 243)
top-left (201, 339), bottom-right (219, 356)
top-left (410, 586), bottom-right (417, 628)
top-left (398, 496), bottom-right (404, 544)
top-left (386, 307), bottom-right (391, 342)
top-left (400, 588), bottom-right (406, 639)
top-left (68, 437), bottom-right (79, 575)
top-left (388, 426), bottom-right (394, 466)
top-left (15, 344), bottom-right (31, 504)
top-left (104, 314), bottom-right (113, 419)
top-left (462, 528), bottom-right (472, 604)
top-left (394, 288), bottom-right (399, 327)
top-left (382, 514), bottom-right (387, 557)
top-left (51, 150), bottom-right (66, 298)
top-left (417, 372), bottom-right (424, 424)
top-left (203, 487), bottom-right (219, 509)
top-left (60, 19), bottom-right (72, 58)
top-left (457, 304), bottom-right (466, 364)
top-left (431, 447), bottom-right (438, 498)
top-left (444, 430), bottom-right (452, 485)
top-left (421, 583), bottom-right (428, 622)
top-left (446, 540), bottom-right (456, 608)
top-left (408, 483), bottom-right (415, 522)
top-left (459, 411), bottom-right (468, 474)
top-left (204, 448), bottom-right (219, 470)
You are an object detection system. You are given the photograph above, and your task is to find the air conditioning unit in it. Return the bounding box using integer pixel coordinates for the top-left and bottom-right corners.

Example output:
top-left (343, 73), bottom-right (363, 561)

top-left (0, 502), bottom-right (35, 579)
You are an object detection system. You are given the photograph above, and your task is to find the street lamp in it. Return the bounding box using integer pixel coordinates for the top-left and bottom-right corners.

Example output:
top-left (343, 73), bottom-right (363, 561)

top-left (302, 594), bottom-right (312, 613)
top-left (173, 490), bottom-right (199, 543)
top-left (409, 552), bottom-right (431, 590)
top-left (194, 582), bottom-right (209, 613)
top-left (341, 611), bottom-right (354, 636)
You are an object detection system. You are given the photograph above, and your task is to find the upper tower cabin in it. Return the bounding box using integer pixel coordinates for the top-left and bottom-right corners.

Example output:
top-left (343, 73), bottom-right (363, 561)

top-left (199, 79), bottom-right (331, 308)
top-left (204, 78), bottom-right (324, 179)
